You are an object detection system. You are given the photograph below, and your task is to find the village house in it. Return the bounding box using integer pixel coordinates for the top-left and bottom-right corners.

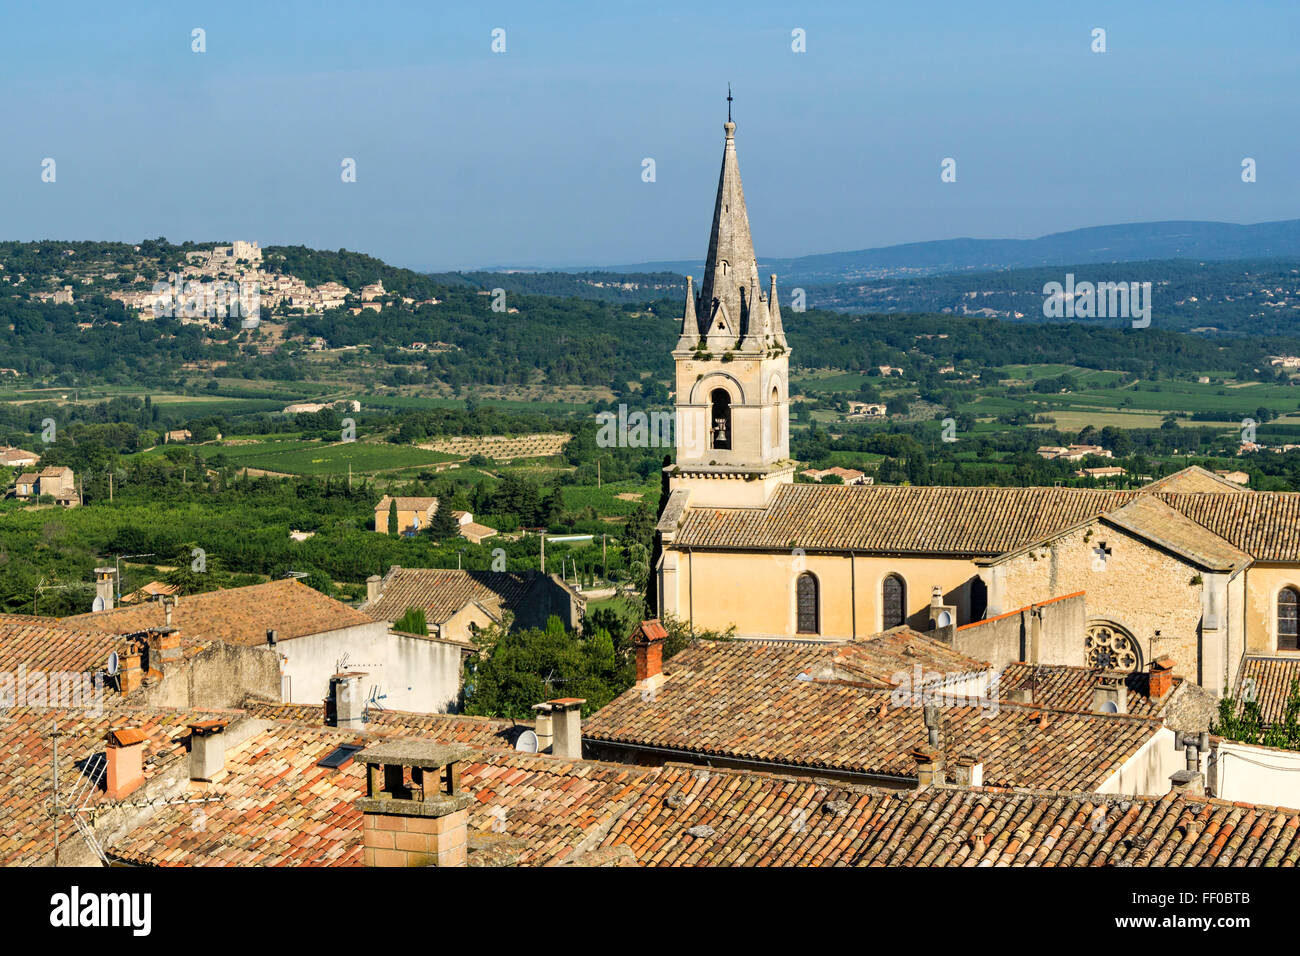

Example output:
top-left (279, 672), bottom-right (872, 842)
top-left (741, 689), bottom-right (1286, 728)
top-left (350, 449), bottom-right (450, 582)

top-left (62, 578), bottom-right (469, 714)
top-left (801, 465), bottom-right (871, 485)
top-left (361, 567), bottom-right (585, 641)
top-left (0, 446), bottom-right (39, 468)
top-left (11, 465), bottom-right (79, 506)
top-left (374, 495), bottom-right (439, 534)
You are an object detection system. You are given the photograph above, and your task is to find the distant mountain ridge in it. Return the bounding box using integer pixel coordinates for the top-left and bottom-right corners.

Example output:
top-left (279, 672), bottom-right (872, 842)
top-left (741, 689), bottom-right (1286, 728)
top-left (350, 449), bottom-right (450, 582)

top-left (515, 218), bottom-right (1300, 285)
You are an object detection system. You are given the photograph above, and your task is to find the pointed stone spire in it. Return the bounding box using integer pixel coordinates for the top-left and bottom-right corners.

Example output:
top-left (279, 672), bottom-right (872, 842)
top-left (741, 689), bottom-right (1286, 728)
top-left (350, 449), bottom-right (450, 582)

top-left (699, 118), bottom-right (762, 351)
top-left (676, 275), bottom-right (700, 349)
top-left (768, 274), bottom-right (787, 348)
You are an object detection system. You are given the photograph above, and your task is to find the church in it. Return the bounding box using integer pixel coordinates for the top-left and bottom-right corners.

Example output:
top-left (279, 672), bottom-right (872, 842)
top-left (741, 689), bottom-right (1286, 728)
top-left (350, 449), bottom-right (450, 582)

top-left (654, 112), bottom-right (1300, 699)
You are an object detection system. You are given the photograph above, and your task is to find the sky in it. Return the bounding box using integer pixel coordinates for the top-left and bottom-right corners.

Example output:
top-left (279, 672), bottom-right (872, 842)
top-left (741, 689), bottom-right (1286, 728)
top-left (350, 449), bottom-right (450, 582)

top-left (1, 0), bottom-right (1298, 271)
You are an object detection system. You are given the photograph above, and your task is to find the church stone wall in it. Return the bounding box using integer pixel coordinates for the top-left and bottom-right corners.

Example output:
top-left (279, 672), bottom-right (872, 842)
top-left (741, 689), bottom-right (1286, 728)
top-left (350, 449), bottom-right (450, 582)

top-left (996, 519), bottom-right (1219, 686)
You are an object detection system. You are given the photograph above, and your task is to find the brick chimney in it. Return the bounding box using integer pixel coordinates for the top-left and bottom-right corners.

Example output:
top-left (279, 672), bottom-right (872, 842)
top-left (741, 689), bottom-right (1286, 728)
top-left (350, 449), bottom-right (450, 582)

top-left (145, 627), bottom-right (183, 680)
top-left (632, 619), bottom-right (668, 693)
top-left (546, 698), bottom-right (586, 759)
top-left (105, 728), bottom-right (147, 800)
top-left (356, 740), bottom-right (474, 867)
top-left (366, 574), bottom-right (382, 604)
top-left (325, 672), bottom-right (367, 730)
top-left (1091, 672), bottom-right (1128, 714)
top-left (119, 643), bottom-right (144, 695)
top-left (910, 744), bottom-right (945, 787)
top-left (93, 566), bottom-right (116, 612)
top-left (188, 720), bottom-right (229, 781)
top-left (1148, 657), bottom-right (1175, 701)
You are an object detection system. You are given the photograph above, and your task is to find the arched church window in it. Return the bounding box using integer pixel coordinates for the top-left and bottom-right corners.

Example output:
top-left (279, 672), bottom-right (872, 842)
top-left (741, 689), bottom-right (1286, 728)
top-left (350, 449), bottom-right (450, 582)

top-left (710, 388), bottom-right (731, 450)
top-left (1084, 621), bottom-right (1142, 673)
top-left (796, 573), bottom-right (819, 634)
top-left (1279, 587), bottom-right (1299, 651)
top-left (882, 574), bottom-right (906, 629)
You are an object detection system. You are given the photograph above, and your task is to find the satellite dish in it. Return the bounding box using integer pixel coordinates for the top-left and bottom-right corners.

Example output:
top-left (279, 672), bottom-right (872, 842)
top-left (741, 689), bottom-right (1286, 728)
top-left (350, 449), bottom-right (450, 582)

top-left (937, 609), bottom-right (953, 628)
top-left (91, 595), bottom-right (105, 613)
top-left (105, 651), bottom-right (120, 677)
top-left (514, 730), bottom-right (539, 753)
top-left (1100, 700), bottom-right (1119, 714)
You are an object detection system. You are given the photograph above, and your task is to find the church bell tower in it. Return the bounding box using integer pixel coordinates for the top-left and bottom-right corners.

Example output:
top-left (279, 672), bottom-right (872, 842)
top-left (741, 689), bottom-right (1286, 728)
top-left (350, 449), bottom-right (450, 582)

top-left (669, 99), bottom-right (793, 508)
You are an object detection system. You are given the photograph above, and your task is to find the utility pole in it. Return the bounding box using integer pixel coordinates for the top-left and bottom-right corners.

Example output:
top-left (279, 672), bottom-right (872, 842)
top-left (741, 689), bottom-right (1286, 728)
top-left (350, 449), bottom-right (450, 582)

top-left (602, 534), bottom-right (607, 581)
top-left (597, 459), bottom-right (601, 488)
top-left (348, 463), bottom-right (352, 492)
top-left (107, 470), bottom-right (113, 502)
top-left (540, 531), bottom-right (545, 574)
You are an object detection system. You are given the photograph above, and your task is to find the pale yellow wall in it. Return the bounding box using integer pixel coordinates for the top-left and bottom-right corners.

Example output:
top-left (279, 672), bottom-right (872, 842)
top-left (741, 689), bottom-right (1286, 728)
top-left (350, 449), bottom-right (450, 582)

top-left (997, 520), bottom-right (1216, 682)
top-left (438, 603), bottom-right (498, 644)
top-left (667, 548), bottom-right (979, 640)
top-left (374, 507), bottom-right (431, 533)
top-left (1243, 564), bottom-right (1300, 658)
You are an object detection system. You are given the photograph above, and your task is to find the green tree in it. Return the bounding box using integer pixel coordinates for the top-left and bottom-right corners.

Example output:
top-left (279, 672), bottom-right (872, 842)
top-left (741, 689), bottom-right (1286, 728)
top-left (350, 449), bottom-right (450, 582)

top-left (393, 606), bottom-right (429, 635)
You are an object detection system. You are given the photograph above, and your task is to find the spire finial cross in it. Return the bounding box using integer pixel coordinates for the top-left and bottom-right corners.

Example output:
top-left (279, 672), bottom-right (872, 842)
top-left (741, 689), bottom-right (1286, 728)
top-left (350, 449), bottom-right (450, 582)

top-left (727, 83), bottom-right (732, 122)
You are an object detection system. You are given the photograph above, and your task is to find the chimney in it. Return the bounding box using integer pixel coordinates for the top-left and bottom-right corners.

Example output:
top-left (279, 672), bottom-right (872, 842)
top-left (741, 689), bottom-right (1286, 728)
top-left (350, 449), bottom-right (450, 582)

top-left (910, 745), bottom-right (946, 787)
top-left (162, 595), bottom-right (175, 628)
top-left (1091, 672), bottom-right (1128, 714)
top-left (326, 672), bottom-right (367, 729)
top-left (633, 619), bottom-right (668, 693)
top-left (145, 627), bottom-right (182, 679)
top-left (93, 567), bottom-right (116, 611)
top-left (547, 698), bottom-right (586, 759)
top-left (119, 643), bottom-right (144, 695)
top-left (951, 754), bottom-right (983, 788)
top-left (188, 720), bottom-right (228, 781)
top-left (356, 740), bottom-right (474, 867)
top-left (1007, 686), bottom-right (1032, 705)
top-left (1169, 769), bottom-right (1205, 797)
top-left (1148, 657), bottom-right (1175, 701)
top-left (266, 629), bottom-right (277, 646)
top-left (104, 728), bottom-right (147, 800)
top-left (927, 587), bottom-right (957, 642)
top-left (530, 702), bottom-right (554, 754)
top-left (366, 574), bottom-right (382, 604)
top-left (922, 702), bottom-right (942, 748)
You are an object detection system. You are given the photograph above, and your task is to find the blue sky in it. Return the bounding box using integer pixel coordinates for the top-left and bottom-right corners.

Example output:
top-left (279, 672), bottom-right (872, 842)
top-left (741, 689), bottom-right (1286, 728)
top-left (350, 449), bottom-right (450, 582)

top-left (2, 0), bottom-right (1297, 270)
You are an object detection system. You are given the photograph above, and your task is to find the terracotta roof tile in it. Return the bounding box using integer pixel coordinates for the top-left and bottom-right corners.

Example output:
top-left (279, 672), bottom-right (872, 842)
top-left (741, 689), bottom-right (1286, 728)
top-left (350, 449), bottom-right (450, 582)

top-left (583, 641), bottom-right (1159, 790)
top-left (62, 580), bottom-right (376, 646)
top-left (1236, 657), bottom-right (1300, 726)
